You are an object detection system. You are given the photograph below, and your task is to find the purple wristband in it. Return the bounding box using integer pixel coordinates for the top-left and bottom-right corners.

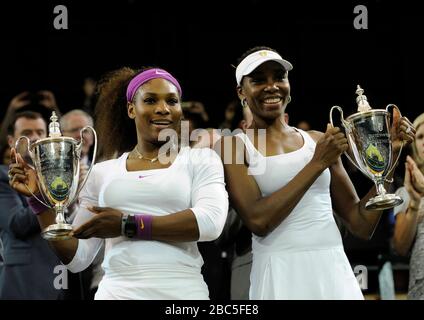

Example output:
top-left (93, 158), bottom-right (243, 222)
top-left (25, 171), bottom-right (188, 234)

top-left (27, 196), bottom-right (49, 215)
top-left (134, 214), bottom-right (153, 240)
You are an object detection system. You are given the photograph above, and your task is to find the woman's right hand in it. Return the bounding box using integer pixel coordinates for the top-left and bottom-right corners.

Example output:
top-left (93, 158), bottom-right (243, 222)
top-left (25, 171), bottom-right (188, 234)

top-left (311, 124), bottom-right (348, 169)
top-left (404, 156), bottom-right (424, 206)
top-left (8, 148), bottom-right (40, 196)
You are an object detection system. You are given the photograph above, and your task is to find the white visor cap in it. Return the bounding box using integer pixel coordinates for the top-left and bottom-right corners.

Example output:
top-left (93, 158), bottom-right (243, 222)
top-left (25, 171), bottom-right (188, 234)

top-left (235, 50), bottom-right (293, 85)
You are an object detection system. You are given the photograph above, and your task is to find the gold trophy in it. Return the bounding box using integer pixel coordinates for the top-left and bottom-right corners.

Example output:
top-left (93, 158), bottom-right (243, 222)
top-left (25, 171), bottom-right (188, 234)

top-left (330, 85), bottom-right (404, 210)
top-left (15, 111), bottom-right (97, 240)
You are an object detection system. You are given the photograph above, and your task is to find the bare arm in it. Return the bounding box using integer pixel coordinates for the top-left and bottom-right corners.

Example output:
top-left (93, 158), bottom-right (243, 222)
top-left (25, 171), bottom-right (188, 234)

top-left (73, 149), bottom-right (228, 243)
top-left (215, 125), bottom-right (348, 237)
top-left (36, 209), bottom-right (79, 264)
top-left (393, 207), bottom-right (421, 256)
top-left (73, 207), bottom-right (201, 242)
top-left (328, 156), bottom-right (385, 239)
top-left (152, 210), bottom-right (200, 241)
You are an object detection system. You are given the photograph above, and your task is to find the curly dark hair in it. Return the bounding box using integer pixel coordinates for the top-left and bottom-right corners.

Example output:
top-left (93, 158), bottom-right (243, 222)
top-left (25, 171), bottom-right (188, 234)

top-left (94, 67), bottom-right (144, 160)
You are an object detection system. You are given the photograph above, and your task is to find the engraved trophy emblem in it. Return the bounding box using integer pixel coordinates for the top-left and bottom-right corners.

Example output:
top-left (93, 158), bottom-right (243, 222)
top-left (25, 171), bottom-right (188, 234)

top-left (330, 85), bottom-right (404, 210)
top-left (15, 111), bottom-right (97, 240)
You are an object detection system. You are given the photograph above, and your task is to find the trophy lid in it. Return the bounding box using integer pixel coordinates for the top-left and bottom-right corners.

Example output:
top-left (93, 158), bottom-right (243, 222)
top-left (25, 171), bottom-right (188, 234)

top-left (49, 111), bottom-right (62, 138)
top-left (356, 85), bottom-right (372, 112)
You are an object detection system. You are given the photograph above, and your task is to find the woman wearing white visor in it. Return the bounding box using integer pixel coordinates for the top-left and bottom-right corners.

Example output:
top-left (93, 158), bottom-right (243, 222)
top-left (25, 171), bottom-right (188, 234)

top-left (215, 46), bottom-right (415, 299)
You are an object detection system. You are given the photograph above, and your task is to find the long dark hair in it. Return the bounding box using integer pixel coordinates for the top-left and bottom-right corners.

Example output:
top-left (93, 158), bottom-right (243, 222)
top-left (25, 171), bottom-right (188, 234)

top-left (94, 67), bottom-right (143, 160)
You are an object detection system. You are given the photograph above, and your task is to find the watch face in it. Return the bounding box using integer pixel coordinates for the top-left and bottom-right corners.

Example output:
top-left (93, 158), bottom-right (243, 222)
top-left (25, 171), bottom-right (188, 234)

top-left (125, 214), bottom-right (137, 238)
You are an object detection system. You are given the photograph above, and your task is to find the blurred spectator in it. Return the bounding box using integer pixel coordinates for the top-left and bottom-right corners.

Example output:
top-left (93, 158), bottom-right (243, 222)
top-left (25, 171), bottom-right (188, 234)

top-left (0, 111), bottom-right (64, 299)
top-left (296, 120), bottom-right (311, 131)
top-left (183, 106), bottom-right (207, 137)
top-left (393, 113), bottom-right (424, 299)
top-left (82, 77), bottom-right (97, 116)
top-left (283, 112), bottom-right (289, 125)
top-left (219, 100), bottom-right (238, 130)
top-left (229, 100), bottom-right (252, 131)
top-left (0, 91), bottom-right (61, 162)
top-left (216, 102), bottom-right (253, 300)
top-left (0, 238), bottom-right (3, 269)
top-left (60, 109), bottom-right (94, 165)
top-left (181, 101), bottom-right (209, 126)
top-left (181, 102), bottom-right (231, 300)
top-left (1, 144), bottom-right (11, 166)
top-left (183, 101), bottom-right (220, 149)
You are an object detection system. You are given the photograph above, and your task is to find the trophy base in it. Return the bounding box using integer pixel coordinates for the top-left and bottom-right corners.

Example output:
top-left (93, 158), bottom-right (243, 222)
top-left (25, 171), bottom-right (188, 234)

top-left (365, 193), bottom-right (403, 211)
top-left (42, 223), bottom-right (73, 241)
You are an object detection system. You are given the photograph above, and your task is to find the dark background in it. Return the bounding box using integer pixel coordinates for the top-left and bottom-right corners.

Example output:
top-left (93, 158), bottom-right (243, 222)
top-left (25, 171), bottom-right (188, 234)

top-left (1, 0), bottom-right (422, 129)
top-left (0, 0), bottom-right (422, 297)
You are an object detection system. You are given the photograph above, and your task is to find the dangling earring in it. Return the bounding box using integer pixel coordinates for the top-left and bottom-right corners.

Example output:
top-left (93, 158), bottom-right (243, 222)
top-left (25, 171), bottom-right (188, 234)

top-left (286, 96), bottom-right (292, 104)
top-left (241, 99), bottom-right (249, 108)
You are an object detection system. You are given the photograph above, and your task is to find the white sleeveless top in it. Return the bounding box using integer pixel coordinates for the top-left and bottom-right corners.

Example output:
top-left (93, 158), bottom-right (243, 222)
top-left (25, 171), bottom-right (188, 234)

top-left (235, 128), bottom-right (363, 299)
top-left (236, 128), bottom-right (343, 253)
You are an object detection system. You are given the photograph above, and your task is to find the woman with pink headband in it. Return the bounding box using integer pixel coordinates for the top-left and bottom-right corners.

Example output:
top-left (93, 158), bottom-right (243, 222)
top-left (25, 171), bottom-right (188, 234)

top-left (216, 46), bottom-right (416, 299)
top-left (8, 67), bottom-right (229, 299)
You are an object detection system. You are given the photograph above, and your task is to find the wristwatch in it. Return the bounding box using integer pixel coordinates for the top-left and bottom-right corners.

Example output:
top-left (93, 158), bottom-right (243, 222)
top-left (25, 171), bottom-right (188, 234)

top-left (121, 214), bottom-right (128, 236)
top-left (123, 214), bottom-right (136, 238)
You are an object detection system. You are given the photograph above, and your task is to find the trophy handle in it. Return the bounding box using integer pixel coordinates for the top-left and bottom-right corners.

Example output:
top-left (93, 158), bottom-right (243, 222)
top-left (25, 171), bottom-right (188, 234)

top-left (384, 104), bottom-right (404, 182)
top-left (329, 106), bottom-right (370, 177)
top-left (75, 126), bottom-right (98, 196)
top-left (14, 136), bottom-right (52, 208)
top-left (330, 105), bottom-right (353, 132)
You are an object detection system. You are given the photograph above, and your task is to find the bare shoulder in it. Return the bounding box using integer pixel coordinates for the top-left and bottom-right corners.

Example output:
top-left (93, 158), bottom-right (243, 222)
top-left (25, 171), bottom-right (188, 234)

top-left (305, 130), bottom-right (324, 143)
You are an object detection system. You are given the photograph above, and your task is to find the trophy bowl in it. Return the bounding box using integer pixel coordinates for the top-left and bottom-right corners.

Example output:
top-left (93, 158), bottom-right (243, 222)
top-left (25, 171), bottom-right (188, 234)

top-left (330, 86), bottom-right (403, 210)
top-left (16, 112), bottom-right (97, 240)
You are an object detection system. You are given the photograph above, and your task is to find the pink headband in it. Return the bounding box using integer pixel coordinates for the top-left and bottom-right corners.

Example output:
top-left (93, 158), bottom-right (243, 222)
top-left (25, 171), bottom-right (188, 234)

top-left (126, 68), bottom-right (182, 102)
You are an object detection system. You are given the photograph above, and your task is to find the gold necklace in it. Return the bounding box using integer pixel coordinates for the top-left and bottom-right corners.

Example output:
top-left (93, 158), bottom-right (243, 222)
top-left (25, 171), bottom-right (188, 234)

top-left (134, 146), bottom-right (169, 163)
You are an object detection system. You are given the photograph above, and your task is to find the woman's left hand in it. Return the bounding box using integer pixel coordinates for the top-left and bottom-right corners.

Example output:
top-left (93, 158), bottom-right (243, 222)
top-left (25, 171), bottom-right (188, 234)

top-left (72, 206), bottom-right (122, 239)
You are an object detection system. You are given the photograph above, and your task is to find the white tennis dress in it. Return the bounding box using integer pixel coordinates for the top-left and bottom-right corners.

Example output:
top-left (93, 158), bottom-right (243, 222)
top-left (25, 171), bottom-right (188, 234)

top-left (236, 129), bottom-right (363, 300)
top-left (65, 147), bottom-right (228, 299)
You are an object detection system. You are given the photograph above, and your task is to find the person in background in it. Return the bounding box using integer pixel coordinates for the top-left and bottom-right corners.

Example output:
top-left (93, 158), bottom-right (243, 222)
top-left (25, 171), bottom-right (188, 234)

top-left (181, 101), bottom-right (210, 127)
top-left (393, 112), bottom-right (424, 299)
top-left (183, 102), bottom-right (231, 300)
top-left (296, 120), bottom-right (311, 131)
top-left (216, 100), bottom-right (253, 300)
top-left (0, 91), bottom-right (61, 165)
top-left (60, 109), bottom-right (95, 166)
top-left (0, 111), bottom-right (64, 299)
top-left (82, 77), bottom-right (97, 116)
top-left (219, 101), bottom-right (238, 130)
